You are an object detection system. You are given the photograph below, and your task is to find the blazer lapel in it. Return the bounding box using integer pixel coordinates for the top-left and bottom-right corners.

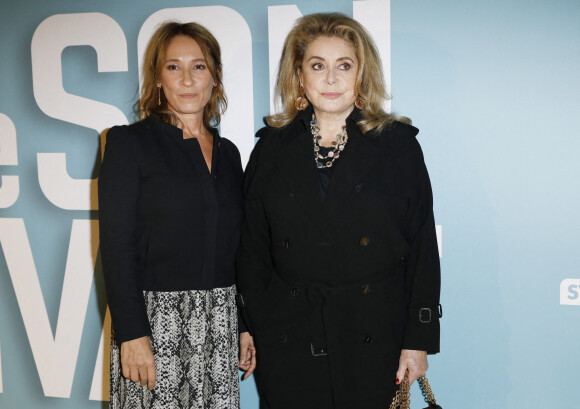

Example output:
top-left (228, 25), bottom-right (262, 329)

top-left (180, 129), bottom-right (219, 177)
top-left (150, 115), bottom-right (200, 175)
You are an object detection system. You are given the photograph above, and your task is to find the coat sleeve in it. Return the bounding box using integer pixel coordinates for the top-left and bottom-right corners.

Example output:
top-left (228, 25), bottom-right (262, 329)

top-left (235, 130), bottom-right (275, 333)
top-left (98, 126), bottom-right (151, 344)
top-left (401, 139), bottom-right (441, 354)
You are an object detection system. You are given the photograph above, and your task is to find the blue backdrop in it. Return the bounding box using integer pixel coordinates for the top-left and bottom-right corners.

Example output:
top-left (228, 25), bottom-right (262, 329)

top-left (1, 0), bottom-right (579, 408)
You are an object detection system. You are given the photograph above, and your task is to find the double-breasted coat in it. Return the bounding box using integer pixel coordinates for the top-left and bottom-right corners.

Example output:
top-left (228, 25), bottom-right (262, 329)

top-left (236, 107), bottom-right (441, 409)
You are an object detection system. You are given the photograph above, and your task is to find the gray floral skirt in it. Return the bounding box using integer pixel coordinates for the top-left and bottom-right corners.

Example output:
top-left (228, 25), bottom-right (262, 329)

top-left (110, 285), bottom-right (240, 409)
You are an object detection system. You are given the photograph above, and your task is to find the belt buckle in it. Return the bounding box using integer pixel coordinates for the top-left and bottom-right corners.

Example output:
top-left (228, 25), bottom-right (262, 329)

top-left (310, 343), bottom-right (328, 357)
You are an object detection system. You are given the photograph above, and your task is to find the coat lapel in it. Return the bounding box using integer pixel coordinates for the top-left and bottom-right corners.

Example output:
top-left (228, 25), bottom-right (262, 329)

top-left (272, 108), bottom-right (383, 239)
top-left (274, 114), bottom-right (330, 236)
top-left (323, 116), bottom-right (382, 209)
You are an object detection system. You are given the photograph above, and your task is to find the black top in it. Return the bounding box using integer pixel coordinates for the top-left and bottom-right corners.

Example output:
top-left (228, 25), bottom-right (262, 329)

top-left (315, 146), bottom-right (335, 199)
top-left (98, 114), bottom-right (243, 343)
top-left (300, 116), bottom-right (339, 199)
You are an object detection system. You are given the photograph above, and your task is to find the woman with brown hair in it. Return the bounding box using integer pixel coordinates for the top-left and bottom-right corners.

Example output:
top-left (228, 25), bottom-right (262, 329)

top-left (99, 21), bottom-right (251, 408)
top-left (237, 12), bottom-right (441, 409)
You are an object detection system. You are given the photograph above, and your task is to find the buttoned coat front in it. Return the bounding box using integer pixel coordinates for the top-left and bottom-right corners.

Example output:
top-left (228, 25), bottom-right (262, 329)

top-left (236, 108), bottom-right (441, 409)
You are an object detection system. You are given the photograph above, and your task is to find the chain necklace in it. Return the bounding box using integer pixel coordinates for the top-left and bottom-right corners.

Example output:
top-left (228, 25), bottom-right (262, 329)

top-left (310, 114), bottom-right (348, 169)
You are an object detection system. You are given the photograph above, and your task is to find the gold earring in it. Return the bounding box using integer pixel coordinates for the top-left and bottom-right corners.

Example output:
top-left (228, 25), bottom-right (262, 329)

top-left (295, 85), bottom-right (309, 111)
top-left (158, 87), bottom-right (162, 106)
top-left (355, 96), bottom-right (365, 110)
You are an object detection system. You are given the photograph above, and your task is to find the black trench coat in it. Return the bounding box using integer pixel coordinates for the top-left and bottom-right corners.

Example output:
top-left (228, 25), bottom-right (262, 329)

top-left (236, 107), bottom-right (441, 409)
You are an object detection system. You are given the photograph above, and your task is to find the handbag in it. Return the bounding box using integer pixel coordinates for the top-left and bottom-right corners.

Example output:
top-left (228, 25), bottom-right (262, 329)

top-left (389, 370), bottom-right (442, 409)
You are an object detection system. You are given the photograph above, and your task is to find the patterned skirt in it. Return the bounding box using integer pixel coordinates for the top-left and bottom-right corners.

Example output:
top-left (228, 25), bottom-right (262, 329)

top-left (109, 285), bottom-right (240, 409)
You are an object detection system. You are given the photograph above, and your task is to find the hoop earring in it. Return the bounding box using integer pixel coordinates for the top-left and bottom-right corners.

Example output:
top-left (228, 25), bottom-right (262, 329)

top-left (295, 85), bottom-right (309, 111)
top-left (355, 97), bottom-right (365, 110)
top-left (158, 87), bottom-right (162, 106)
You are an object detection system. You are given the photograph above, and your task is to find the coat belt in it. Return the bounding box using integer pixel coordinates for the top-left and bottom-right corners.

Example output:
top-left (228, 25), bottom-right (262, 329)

top-left (237, 260), bottom-right (410, 354)
top-left (299, 264), bottom-right (404, 357)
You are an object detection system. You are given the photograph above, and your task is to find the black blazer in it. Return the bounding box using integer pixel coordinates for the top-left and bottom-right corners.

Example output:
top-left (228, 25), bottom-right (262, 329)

top-left (99, 114), bottom-right (243, 344)
top-left (236, 107), bottom-right (440, 408)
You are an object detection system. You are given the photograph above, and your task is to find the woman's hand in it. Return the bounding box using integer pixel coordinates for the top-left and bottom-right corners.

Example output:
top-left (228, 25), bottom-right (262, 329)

top-left (239, 332), bottom-right (257, 379)
top-left (395, 349), bottom-right (428, 386)
top-left (120, 336), bottom-right (156, 390)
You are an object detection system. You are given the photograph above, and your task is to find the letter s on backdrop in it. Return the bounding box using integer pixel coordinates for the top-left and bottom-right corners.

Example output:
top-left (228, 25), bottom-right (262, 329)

top-left (31, 13), bottom-right (128, 210)
top-left (560, 279), bottom-right (580, 305)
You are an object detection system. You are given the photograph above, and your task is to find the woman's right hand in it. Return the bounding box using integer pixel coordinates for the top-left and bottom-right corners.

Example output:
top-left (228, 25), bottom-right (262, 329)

top-left (120, 336), bottom-right (156, 390)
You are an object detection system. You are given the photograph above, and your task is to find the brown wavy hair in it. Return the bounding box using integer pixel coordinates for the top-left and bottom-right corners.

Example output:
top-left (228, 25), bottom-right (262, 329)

top-left (138, 21), bottom-right (227, 128)
top-left (267, 13), bottom-right (395, 132)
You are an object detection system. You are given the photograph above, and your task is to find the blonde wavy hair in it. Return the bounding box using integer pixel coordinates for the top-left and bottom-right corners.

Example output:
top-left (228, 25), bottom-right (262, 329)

top-left (138, 21), bottom-right (227, 128)
top-left (267, 13), bottom-right (395, 133)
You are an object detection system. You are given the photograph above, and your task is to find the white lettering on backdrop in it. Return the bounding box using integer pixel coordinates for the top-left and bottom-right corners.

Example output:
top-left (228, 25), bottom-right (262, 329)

top-left (0, 219), bottom-right (98, 398)
top-left (0, 113), bottom-right (19, 208)
top-left (31, 13), bottom-right (129, 211)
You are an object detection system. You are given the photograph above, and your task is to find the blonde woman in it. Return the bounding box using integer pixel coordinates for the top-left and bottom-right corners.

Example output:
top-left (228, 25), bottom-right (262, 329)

top-left (237, 13), bottom-right (441, 409)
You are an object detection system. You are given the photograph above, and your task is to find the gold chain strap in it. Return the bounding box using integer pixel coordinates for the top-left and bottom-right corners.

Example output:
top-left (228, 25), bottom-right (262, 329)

top-left (388, 370), bottom-right (411, 409)
top-left (417, 376), bottom-right (437, 405)
top-left (389, 372), bottom-right (438, 409)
